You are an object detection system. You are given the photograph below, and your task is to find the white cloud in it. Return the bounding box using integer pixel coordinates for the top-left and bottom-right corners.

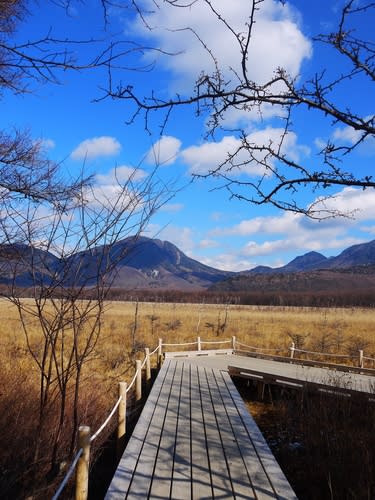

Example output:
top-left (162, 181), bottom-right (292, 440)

top-left (133, 0), bottom-right (312, 113)
top-left (156, 225), bottom-right (195, 254)
top-left (207, 187), bottom-right (375, 266)
top-left (181, 136), bottom-right (255, 176)
top-left (360, 225), bottom-right (375, 234)
top-left (96, 166), bottom-right (147, 185)
top-left (198, 239), bottom-right (219, 249)
top-left (331, 116), bottom-right (375, 155)
top-left (145, 136), bottom-right (182, 166)
top-left (83, 166), bottom-right (149, 209)
top-left (159, 203), bottom-right (184, 213)
top-left (332, 126), bottom-right (362, 145)
top-left (310, 187), bottom-right (375, 219)
top-left (181, 128), bottom-right (309, 177)
top-left (71, 136), bottom-right (121, 160)
top-left (198, 253), bottom-right (254, 272)
top-left (41, 138), bottom-right (55, 150)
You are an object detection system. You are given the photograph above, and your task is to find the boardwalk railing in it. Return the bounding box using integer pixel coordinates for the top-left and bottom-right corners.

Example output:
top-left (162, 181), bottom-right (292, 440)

top-left (52, 335), bottom-right (375, 499)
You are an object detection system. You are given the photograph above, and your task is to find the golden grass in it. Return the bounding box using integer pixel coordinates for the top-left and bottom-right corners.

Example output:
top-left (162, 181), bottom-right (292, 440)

top-left (2, 299), bottom-right (375, 385)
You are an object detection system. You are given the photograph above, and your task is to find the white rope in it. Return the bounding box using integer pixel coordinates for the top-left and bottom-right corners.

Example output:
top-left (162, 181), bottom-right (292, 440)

top-left (126, 371), bottom-right (138, 393)
top-left (201, 340), bottom-right (231, 345)
top-left (363, 355), bottom-right (375, 361)
top-left (293, 347), bottom-right (354, 358)
top-left (51, 448), bottom-right (83, 500)
top-left (162, 341), bottom-right (198, 347)
top-left (150, 345), bottom-right (160, 356)
top-left (236, 341), bottom-right (284, 352)
top-left (90, 396), bottom-right (122, 443)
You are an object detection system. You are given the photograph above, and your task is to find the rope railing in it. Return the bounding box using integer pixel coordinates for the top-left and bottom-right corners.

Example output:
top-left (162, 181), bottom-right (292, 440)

top-left (51, 449), bottom-right (83, 500)
top-left (201, 339), bottom-right (231, 345)
top-left (291, 347), bottom-right (355, 358)
top-left (150, 345), bottom-right (160, 356)
top-left (90, 396), bottom-right (122, 443)
top-left (162, 341), bottom-right (198, 347)
top-left (236, 341), bottom-right (285, 352)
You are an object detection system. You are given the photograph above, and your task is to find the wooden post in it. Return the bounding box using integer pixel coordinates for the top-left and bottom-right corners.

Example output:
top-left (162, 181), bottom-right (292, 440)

top-left (257, 382), bottom-right (265, 401)
top-left (158, 338), bottom-right (163, 368)
top-left (75, 426), bottom-right (90, 500)
top-left (135, 359), bottom-right (142, 401)
top-left (197, 336), bottom-right (201, 351)
top-left (232, 336), bottom-right (236, 351)
top-left (145, 347), bottom-right (151, 383)
top-left (290, 342), bottom-right (295, 359)
top-left (117, 382), bottom-right (127, 458)
top-left (359, 349), bottom-right (364, 368)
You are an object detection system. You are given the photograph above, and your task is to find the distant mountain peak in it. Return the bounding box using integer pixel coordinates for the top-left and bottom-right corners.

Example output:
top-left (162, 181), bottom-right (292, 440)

top-left (282, 251), bottom-right (328, 272)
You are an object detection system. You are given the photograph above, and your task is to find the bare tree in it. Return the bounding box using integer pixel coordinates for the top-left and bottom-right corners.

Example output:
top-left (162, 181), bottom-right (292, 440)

top-left (105, 0), bottom-right (375, 219)
top-left (0, 165), bottom-right (170, 487)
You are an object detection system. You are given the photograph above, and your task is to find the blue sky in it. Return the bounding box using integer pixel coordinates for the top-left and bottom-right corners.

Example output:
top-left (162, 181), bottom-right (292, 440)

top-left (3, 0), bottom-right (375, 271)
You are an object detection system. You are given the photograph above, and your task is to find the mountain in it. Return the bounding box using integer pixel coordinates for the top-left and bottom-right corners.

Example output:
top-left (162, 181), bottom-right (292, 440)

top-left (2, 237), bottom-right (375, 293)
top-left (0, 243), bottom-right (60, 287)
top-left (245, 240), bottom-right (375, 275)
top-left (210, 240), bottom-right (375, 293)
top-left (325, 239), bottom-right (375, 268)
top-left (0, 237), bottom-right (232, 290)
top-left (247, 251), bottom-right (328, 274)
top-left (70, 236), bottom-right (233, 290)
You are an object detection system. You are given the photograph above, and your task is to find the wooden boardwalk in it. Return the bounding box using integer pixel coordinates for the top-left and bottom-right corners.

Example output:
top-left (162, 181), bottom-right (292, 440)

top-left (179, 353), bottom-right (375, 400)
top-left (105, 358), bottom-right (297, 499)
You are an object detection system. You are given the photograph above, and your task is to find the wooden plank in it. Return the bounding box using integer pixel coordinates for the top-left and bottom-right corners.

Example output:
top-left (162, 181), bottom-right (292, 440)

top-left (211, 369), bottom-right (278, 500)
top-left (190, 364), bottom-right (213, 500)
top-left (148, 360), bottom-right (183, 498)
top-left (129, 359), bottom-right (180, 498)
top-left (170, 362), bottom-right (193, 499)
top-left (206, 368), bottom-right (258, 499)
top-left (221, 370), bottom-right (298, 500)
top-left (164, 349), bottom-right (233, 358)
top-left (197, 365), bottom-right (235, 499)
top-left (228, 365), bottom-right (375, 402)
top-left (234, 349), bottom-right (375, 376)
top-left (105, 359), bottom-right (173, 499)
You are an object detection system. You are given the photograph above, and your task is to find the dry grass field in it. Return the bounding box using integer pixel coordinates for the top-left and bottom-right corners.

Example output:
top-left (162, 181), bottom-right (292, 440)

top-left (1, 298), bottom-right (375, 391)
top-left (0, 298), bottom-right (375, 498)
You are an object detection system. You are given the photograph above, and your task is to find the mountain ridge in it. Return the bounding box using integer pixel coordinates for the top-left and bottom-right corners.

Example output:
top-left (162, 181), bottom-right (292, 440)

top-left (1, 236), bottom-right (375, 291)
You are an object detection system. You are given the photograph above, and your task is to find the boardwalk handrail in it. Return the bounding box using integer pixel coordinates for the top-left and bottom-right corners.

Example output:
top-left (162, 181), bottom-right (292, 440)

top-left (292, 347), bottom-right (355, 358)
top-left (236, 340), bottom-right (285, 353)
top-left (51, 449), bottom-right (83, 500)
top-left (52, 344), bottom-right (159, 500)
top-left (160, 336), bottom-right (375, 368)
